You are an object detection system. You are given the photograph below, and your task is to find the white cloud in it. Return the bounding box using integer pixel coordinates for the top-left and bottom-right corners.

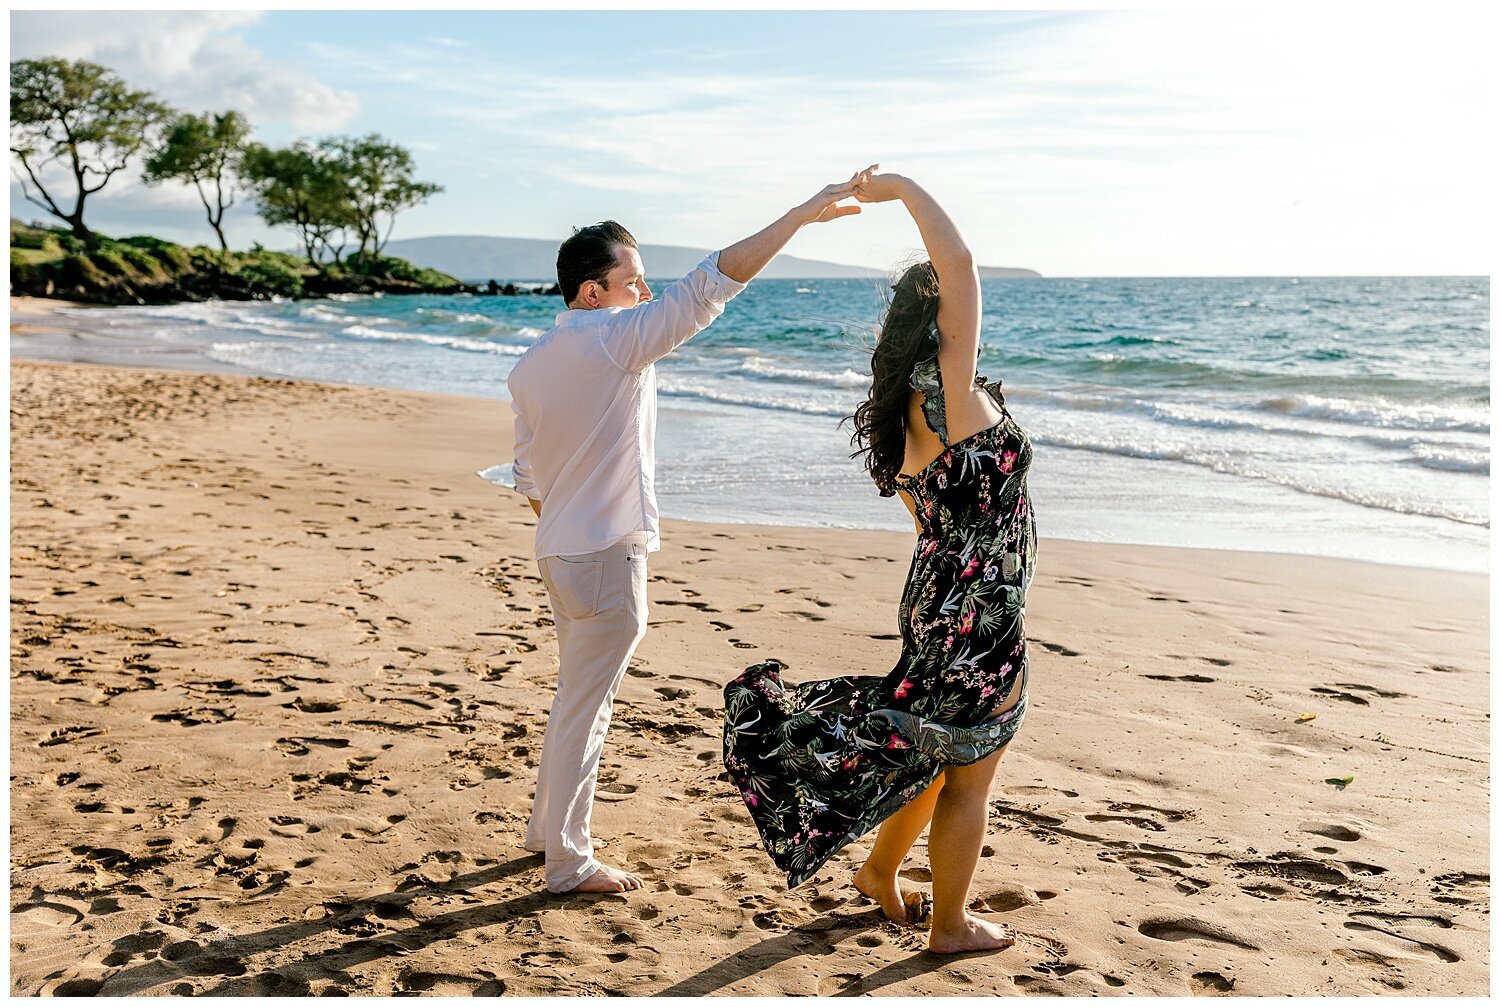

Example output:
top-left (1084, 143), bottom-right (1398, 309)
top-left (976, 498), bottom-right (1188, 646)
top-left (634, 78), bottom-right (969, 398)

top-left (11, 11), bottom-right (1489, 274)
top-left (10, 11), bottom-right (360, 132)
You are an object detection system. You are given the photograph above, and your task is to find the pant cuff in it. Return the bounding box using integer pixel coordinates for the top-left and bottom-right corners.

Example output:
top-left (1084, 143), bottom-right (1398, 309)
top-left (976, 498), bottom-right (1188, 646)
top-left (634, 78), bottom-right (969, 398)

top-left (546, 857), bottom-right (602, 894)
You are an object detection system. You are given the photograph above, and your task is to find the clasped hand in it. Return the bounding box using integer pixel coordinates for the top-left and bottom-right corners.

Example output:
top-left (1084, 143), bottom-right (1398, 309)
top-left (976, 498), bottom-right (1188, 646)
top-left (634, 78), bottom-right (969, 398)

top-left (795, 163), bottom-right (905, 225)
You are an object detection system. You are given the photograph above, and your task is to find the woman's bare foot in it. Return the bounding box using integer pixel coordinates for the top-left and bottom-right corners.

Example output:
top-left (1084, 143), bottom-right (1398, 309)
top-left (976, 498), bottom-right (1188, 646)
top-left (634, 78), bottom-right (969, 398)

top-left (852, 865), bottom-right (931, 927)
top-left (567, 863), bottom-right (643, 894)
top-left (928, 913), bottom-right (1017, 954)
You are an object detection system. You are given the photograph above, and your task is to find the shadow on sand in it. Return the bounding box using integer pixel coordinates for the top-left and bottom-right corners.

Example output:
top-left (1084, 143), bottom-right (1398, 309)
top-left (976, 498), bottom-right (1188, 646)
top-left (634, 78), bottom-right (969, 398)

top-left (656, 906), bottom-right (990, 996)
top-left (85, 852), bottom-right (1005, 995)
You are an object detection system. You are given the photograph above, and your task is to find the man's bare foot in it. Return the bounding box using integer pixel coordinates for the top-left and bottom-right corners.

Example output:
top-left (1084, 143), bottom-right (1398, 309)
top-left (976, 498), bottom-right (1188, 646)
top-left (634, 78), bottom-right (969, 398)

top-left (852, 865), bottom-right (931, 927)
top-left (928, 913), bottom-right (1017, 954)
top-left (566, 863), bottom-right (643, 894)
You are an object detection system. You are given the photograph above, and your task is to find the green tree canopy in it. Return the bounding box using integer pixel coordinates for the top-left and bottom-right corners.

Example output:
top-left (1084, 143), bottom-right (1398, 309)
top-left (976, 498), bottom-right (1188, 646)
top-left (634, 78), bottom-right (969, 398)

top-left (325, 133), bottom-right (443, 261)
top-left (143, 110), bottom-right (251, 253)
top-left (241, 141), bottom-right (356, 267)
top-left (9, 57), bottom-right (170, 244)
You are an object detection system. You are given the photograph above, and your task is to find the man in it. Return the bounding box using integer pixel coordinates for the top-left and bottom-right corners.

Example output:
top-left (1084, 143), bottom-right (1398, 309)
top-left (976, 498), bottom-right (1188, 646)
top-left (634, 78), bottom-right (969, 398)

top-left (507, 170), bottom-right (867, 894)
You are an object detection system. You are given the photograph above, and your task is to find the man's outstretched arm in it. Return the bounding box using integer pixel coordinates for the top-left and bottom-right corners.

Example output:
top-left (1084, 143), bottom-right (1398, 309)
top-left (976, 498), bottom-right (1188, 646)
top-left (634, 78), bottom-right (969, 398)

top-left (603, 168), bottom-right (870, 373)
top-left (716, 168), bottom-right (869, 284)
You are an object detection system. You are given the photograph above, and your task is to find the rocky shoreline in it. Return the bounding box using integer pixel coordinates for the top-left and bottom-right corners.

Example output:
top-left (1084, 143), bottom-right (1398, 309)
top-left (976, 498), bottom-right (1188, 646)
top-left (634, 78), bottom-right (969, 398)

top-left (9, 269), bottom-right (559, 306)
top-left (9, 220), bottom-right (557, 306)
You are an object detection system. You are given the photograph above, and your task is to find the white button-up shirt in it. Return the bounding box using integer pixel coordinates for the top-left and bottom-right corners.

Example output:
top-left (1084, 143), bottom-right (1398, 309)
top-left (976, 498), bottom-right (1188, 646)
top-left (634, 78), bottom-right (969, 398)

top-left (507, 252), bottom-right (746, 559)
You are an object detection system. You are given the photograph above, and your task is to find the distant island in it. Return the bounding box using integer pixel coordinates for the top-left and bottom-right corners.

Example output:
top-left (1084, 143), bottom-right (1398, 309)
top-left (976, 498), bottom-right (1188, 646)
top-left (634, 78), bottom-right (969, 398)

top-left (384, 235), bottom-right (1041, 283)
top-left (10, 218), bottom-right (1039, 305)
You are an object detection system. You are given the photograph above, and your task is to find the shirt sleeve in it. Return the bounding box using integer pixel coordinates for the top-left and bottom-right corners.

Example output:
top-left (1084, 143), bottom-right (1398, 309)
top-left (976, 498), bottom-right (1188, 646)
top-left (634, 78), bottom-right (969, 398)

top-left (598, 251), bottom-right (747, 372)
top-left (510, 398), bottom-right (539, 499)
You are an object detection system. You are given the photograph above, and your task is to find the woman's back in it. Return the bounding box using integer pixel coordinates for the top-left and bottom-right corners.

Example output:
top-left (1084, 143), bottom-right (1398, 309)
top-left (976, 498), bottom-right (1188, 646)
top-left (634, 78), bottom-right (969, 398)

top-left (899, 375), bottom-right (1006, 480)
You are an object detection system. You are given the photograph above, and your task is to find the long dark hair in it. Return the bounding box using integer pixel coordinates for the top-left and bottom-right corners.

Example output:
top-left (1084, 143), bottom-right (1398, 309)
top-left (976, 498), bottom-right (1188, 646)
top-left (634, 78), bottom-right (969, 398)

top-left (846, 260), bottom-right (941, 495)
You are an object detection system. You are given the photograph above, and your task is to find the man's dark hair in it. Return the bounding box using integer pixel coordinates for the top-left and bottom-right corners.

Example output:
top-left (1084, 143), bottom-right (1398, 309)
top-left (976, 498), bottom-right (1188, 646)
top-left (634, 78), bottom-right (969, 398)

top-left (556, 221), bottom-right (638, 304)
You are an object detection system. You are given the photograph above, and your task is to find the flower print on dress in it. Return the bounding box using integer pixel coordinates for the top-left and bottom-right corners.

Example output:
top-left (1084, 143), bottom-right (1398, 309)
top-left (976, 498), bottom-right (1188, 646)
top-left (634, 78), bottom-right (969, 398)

top-left (723, 324), bottom-right (1036, 888)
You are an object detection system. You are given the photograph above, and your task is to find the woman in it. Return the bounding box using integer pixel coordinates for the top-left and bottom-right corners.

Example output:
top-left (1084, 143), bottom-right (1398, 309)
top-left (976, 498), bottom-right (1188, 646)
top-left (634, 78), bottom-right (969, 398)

top-left (722, 167), bottom-right (1036, 955)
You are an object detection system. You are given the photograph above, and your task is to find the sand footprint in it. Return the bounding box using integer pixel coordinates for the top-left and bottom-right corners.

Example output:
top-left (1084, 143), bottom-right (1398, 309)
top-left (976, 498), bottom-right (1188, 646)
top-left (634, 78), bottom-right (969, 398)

top-left (1342, 919), bottom-right (1460, 962)
top-left (286, 698), bottom-right (341, 714)
top-left (1099, 849), bottom-right (1192, 877)
top-left (1310, 687), bottom-right (1369, 705)
top-left (1136, 916), bottom-right (1258, 950)
top-left (1234, 853), bottom-right (1347, 887)
top-left (38, 725), bottom-right (106, 747)
top-left (99, 930), bottom-right (168, 967)
top-left (1189, 971), bottom-right (1235, 994)
top-left (1350, 910), bottom-right (1453, 930)
top-left (11, 899), bottom-right (86, 930)
top-left (268, 815), bottom-right (321, 837)
top-left (597, 783), bottom-right (637, 801)
top-left (1431, 871), bottom-right (1487, 905)
top-left (1111, 801), bottom-right (1191, 821)
top-left (818, 973), bottom-right (865, 995)
top-left (1085, 812), bottom-right (1166, 832)
top-left (970, 882), bottom-right (1039, 913)
top-left (396, 972), bottom-right (507, 995)
top-left (1335, 682), bottom-right (1408, 699)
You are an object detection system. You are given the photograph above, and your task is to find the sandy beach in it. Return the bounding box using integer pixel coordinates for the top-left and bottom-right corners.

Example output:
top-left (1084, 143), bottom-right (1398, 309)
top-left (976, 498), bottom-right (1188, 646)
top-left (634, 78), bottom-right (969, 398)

top-left (8, 336), bottom-right (1489, 993)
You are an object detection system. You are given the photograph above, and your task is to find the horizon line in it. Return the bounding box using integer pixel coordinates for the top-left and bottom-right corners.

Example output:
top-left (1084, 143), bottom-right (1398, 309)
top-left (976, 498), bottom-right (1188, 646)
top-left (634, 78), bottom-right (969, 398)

top-left (385, 233), bottom-right (1488, 281)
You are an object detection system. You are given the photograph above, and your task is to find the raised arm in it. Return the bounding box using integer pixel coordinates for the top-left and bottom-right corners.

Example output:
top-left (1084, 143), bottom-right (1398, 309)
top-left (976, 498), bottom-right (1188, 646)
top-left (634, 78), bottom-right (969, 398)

top-left (603, 170), bottom-right (868, 372)
top-left (856, 168), bottom-right (982, 384)
top-left (716, 171), bottom-right (866, 283)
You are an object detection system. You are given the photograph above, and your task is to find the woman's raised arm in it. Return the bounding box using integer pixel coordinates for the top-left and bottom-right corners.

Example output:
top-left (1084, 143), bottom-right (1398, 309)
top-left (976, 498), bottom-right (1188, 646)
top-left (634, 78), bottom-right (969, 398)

top-left (856, 168), bottom-right (982, 387)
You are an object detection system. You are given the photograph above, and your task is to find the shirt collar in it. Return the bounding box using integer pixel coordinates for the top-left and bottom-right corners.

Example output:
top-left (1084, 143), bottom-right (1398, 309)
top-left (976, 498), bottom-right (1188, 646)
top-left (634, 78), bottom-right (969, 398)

top-left (555, 306), bottom-right (624, 327)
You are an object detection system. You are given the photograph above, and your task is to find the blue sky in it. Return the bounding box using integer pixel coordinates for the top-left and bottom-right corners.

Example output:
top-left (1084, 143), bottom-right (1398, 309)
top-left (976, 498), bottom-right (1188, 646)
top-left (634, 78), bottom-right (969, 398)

top-left (9, 9), bottom-right (1491, 276)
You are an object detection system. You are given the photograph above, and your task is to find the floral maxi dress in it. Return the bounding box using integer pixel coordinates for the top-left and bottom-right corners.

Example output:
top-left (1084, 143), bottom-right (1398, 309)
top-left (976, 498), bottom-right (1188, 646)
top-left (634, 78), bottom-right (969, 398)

top-left (722, 334), bottom-right (1038, 887)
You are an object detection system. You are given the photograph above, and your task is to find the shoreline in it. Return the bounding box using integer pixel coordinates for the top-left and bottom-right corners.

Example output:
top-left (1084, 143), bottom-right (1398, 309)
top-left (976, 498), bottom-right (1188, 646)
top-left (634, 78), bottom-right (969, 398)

top-left (10, 296), bottom-right (1487, 575)
top-left (9, 295), bottom-right (264, 379)
top-left (8, 358), bottom-right (1489, 995)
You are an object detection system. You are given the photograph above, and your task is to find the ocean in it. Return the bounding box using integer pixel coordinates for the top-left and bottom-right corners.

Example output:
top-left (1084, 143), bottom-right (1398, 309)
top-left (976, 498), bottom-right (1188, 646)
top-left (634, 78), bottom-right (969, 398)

top-left (34, 275), bottom-right (1490, 572)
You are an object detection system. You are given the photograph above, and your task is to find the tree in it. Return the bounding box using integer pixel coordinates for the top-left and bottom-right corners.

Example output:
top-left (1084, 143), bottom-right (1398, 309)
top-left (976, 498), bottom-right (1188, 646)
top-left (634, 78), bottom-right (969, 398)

top-left (142, 110), bottom-right (251, 254)
top-left (9, 57), bottom-right (170, 245)
top-left (241, 141), bottom-right (355, 266)
top-left (326, 133), bottom-right (442, 263)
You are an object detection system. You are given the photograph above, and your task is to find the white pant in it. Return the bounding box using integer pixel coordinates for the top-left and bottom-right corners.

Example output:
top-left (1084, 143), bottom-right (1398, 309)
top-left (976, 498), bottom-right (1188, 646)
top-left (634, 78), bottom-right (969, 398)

top-left (524, 532), bottom-right (650, 892)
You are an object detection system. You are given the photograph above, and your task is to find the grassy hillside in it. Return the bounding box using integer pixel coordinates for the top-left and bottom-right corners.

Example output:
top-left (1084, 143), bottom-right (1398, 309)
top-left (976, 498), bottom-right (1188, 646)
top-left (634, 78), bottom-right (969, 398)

top-left (9, 220), bottom-right (467, 304)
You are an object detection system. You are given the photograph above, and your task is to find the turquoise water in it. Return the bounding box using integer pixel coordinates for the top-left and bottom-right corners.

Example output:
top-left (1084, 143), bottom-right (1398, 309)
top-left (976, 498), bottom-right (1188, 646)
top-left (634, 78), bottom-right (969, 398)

top-left (48, 275), bottom-right (1490, 571)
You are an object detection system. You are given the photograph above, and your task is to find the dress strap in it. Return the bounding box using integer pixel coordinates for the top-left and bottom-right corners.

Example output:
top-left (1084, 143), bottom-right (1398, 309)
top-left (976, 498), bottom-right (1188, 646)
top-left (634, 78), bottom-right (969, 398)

top-left (908, 322), bottom-right (950, 447)
top-left (909, 323), bottom-right (1008, 444)
top-left (976, 373), bottom-right (1006, 407)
